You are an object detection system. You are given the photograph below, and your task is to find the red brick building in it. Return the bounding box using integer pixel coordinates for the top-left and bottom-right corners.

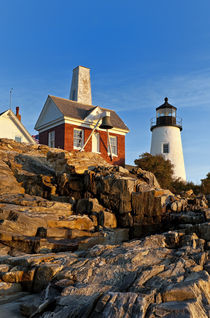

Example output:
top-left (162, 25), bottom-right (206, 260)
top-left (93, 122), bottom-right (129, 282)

top-left (35, 66), bottom-right (129, 166)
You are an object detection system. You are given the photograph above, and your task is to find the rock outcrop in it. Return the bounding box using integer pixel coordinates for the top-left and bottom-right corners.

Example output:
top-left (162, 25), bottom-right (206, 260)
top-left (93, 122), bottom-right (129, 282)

top-left (0, 231), bottom-right (209, 317)
top-left (0, 138), bottom-right (209, 317)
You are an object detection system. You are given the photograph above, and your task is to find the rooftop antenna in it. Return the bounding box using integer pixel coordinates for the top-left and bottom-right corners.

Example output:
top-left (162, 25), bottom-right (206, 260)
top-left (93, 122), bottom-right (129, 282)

top-left (9, 88), bottom-right (13, 110)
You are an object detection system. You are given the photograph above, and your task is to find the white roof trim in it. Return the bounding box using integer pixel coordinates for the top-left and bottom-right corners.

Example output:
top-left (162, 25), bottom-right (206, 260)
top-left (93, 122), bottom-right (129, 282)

top-left (34, 96), bottom-right (63, 130)
top-left (35, 116), bottom-right (64, 132)
top-left (83, 106), bottom-right (103, 123)
top-left (37, 116), bottom-right (127, 136)
top-left (37, 118), bottom-right (65, 133)
top-left (64, 117), bottom-right (128, 135)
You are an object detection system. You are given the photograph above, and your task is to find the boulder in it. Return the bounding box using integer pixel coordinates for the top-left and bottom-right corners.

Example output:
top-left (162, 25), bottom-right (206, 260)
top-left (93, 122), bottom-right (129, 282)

top-left (130, 167), bottom-right (160, 189)
top-left (47, 150), bottom-right (111, 175)
top-left (131, 190), bottom-right (166, 236)
top-left (162, 271), bottom-right (210, 303)
top-left (151, 300), bottom-right (208, 318)
top-left (76, 198), bottom-right (105, 214)
top-left (205, 209), bottom-right (210, 221)
top-left (33, 263), bottom-right (64, 292)
top-left (196, 223), bottom-right (210, 241)
top-left (47, 215), bottom-right (95, 231)
top-left (0, 281), bottom-right (22, 295)
top-left (90, 292), bottom-right (154, 318)
top-left (100, 211), bottom-right (117, 229)
top-left (0, 159), bottom-right (25, 194)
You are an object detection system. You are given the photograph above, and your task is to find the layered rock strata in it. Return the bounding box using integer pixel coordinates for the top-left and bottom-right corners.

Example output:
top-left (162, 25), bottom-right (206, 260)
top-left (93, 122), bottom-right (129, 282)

top-left (0, 231), bottom-right (209, 317)
top-left (0, 138), bottom-right (209, 317)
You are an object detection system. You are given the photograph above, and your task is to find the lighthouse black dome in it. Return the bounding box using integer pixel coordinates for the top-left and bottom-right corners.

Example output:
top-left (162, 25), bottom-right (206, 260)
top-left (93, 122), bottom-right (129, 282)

top-left (156, 97), bottom-right (177, 111)
top-left (150, 97), bottom-right (182, 131)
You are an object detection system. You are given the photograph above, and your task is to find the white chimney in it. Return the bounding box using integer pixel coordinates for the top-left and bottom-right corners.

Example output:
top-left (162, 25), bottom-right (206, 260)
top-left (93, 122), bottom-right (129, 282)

top-left (69, 66), bottom-right (92, 105)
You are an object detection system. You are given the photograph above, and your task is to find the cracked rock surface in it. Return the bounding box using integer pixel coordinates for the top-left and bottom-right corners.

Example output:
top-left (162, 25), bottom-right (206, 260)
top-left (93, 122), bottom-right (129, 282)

top-left (0, 138), bottom-right (209, 317)
top-left (0, 231), bottom-right (209, 317)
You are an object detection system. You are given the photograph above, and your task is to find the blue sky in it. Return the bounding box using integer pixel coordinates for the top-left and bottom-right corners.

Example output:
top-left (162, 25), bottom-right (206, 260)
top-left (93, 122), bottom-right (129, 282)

top-left (0, 0), bottom-right (210, 183)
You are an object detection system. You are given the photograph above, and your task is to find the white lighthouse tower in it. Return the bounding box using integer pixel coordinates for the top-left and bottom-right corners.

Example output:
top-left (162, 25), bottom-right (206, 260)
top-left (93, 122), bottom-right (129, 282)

top-left (150, 97), bottom-right (186, 181)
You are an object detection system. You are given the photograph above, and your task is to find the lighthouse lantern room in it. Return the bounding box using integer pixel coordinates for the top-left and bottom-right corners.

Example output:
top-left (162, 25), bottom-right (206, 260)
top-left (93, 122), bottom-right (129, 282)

top-left (150, 97), bottom-right (186, 181)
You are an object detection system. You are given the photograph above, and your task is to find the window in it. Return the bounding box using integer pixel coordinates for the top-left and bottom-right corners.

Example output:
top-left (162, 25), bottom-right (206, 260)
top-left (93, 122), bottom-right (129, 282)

top-left (163, 143), bottom-right (169, 153)
top-left (15, 136), bottom-right (21, 143)
top-left (48, 131), bottom-right (55, 148)
top-left (108, 135), bottom-right (118, 156)
top-left (73, 129), bottom-right (84, 149)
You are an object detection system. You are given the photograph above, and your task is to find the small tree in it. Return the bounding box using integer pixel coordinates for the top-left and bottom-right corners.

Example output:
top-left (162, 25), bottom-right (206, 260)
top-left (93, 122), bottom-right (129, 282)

top-left (134, 152), bottom-right (174, 189)
top-left (134, 152), bottom-right (204, 193)
top-left (201, 173), bottom-right (210, 194)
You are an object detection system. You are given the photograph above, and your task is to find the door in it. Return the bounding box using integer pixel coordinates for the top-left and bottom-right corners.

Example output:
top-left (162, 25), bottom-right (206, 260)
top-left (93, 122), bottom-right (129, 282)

top-left (92, 132), bottom-right (100, 153)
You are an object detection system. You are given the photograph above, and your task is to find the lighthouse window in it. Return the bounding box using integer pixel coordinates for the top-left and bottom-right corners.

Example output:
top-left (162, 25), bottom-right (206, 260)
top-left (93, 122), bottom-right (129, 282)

top-left (163, 143), bottom-right (169, 153)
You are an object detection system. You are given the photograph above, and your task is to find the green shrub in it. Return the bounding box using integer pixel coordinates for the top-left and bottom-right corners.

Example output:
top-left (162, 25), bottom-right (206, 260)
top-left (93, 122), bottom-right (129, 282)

top-left (170, 179), bottom-right (201, 195)
top-left (134, 152), bottom-right (202, 194)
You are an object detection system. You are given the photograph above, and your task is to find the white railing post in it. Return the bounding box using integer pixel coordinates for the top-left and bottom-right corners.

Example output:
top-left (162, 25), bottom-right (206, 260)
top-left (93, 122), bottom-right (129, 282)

top-left (107, 130), bottom-right (113, 160)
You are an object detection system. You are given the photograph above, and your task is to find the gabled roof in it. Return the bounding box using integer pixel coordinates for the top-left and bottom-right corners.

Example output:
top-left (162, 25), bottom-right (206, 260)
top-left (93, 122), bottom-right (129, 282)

top-left (49, 95), bottom-right (129, 131)
top-left (0, 109), bottom-right (36, 144)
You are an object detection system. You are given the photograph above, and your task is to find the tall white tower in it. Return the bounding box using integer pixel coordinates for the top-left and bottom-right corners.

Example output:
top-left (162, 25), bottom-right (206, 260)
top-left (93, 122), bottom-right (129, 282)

top-left (150, 97), bottom-right (186, 181)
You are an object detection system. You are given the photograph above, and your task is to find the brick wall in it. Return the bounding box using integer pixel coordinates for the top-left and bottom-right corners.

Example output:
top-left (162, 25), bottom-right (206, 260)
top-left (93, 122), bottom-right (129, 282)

top-left (39, 124), bottom-right (65, 149)
top-left (64, 124), bottom-right (93, 152)
top-left (98, 129), bottom-right (125, 166)
top-left (39, 123), bottom-right (125, 166)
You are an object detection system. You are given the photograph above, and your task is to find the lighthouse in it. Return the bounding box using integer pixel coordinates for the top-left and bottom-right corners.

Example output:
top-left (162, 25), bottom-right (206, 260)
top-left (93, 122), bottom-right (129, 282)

top-left (150, 97), bottom-right (186, 181)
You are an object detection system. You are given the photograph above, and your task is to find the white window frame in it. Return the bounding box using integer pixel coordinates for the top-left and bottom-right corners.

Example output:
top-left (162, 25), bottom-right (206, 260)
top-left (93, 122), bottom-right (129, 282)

top-left (163, 143), bottom-right (169, 154)
top-left (48, 130), bottom-right (55, 148)
top-left (108, 135), bottom-right (118, 156)
top-left (15, 136), bottom-right (22, 143)
top-left (73, 128), bottom-right (84, 150)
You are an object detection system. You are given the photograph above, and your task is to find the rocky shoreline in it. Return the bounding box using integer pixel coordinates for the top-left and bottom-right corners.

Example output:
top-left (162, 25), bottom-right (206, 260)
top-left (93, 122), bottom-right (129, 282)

top-left (0, 138), bottom-right (209, 317)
